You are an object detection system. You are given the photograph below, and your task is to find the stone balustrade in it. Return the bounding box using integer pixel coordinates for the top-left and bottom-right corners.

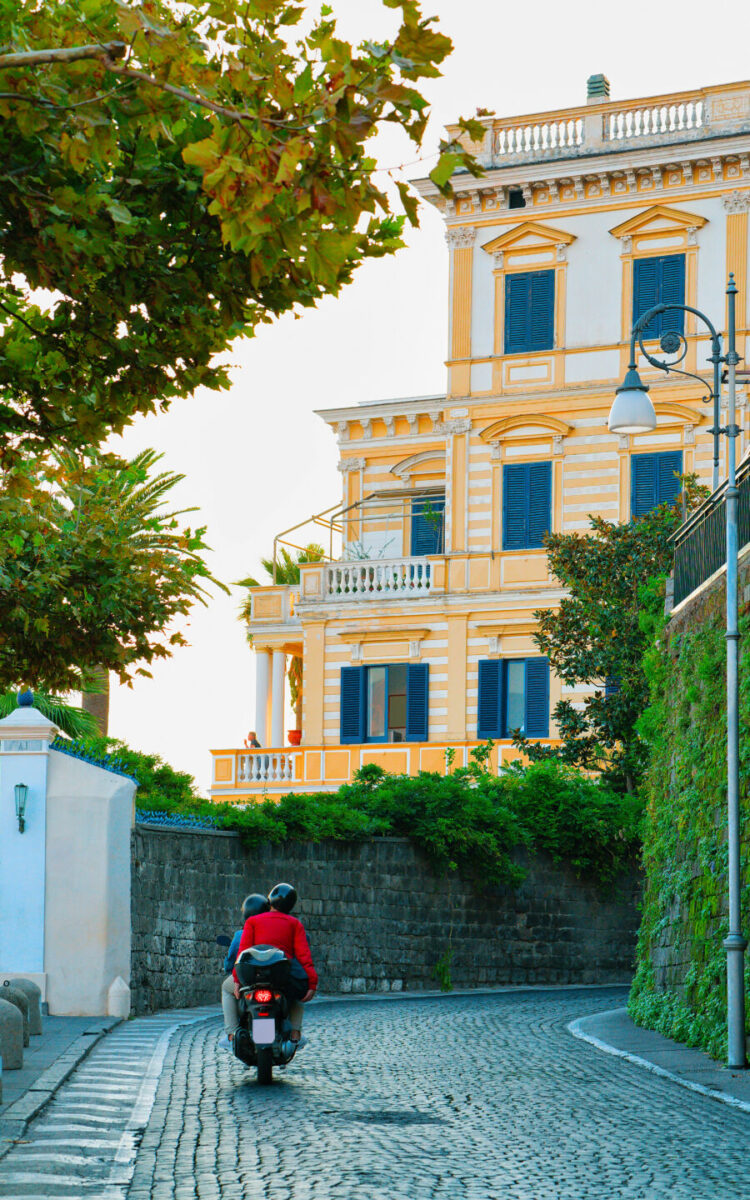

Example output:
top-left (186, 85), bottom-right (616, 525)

top-left (237, 751), bottom-right (299, 784)
top-left (323, 557), bottom-right (432, 599)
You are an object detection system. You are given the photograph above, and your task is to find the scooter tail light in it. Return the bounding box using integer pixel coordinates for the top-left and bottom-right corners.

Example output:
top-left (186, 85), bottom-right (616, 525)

top-left (253, 988), bottom-right (273, 1003)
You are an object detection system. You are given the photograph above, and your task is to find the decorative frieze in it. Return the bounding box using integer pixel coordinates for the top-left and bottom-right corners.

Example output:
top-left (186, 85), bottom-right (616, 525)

top-left (445, 226), bottom-right (477, 248)
top-left (337, 457), bottom-right (365, 474)
top-left (436, 417), bottom-right (472, 435)
top-left (723, 189), bottom-right (750, 212)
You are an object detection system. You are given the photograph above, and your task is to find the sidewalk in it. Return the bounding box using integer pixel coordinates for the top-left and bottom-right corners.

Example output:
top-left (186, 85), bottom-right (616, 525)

top-left (0, 1013), bottom-right (120, 1152)
top-left (569, 1007), bottom-right (750, 1112)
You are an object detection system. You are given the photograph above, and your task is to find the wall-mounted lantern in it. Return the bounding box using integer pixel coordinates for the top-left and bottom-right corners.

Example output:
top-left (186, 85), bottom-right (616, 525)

top-left (14, 783), bottom-right (28, 833)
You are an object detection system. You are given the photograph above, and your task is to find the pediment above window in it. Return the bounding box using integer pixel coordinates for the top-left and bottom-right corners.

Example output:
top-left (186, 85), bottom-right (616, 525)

top-left (391, 450), bottom-right (446, 481)
top-left (609, 204), bottom-right (708, 245)
top-left (482, 221), bottom-right (576, 255)
top-left (480, 414), bottom-right (572, 443)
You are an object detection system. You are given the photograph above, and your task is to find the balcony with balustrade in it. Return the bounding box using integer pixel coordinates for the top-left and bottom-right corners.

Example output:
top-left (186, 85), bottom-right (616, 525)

top-left (447, 78), bottom-right (750, 171)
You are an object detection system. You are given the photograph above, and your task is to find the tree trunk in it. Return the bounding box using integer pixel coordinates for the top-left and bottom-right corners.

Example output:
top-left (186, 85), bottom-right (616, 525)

top-left (81, 668), bottom-right (110, 736)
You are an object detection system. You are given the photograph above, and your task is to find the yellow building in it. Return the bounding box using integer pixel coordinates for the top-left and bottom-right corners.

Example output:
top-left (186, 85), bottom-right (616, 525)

top-left (211, 74), bottom-right (750, 801)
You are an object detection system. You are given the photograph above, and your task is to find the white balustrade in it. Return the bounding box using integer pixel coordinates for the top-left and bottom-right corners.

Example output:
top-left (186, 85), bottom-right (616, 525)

top-left (237, 752), bottom-right (298, 784)
top-left (324, 557), bottom-right (432, 599)
top-left (493, 118), bottom-right (583, 158)
top-left (604, 100), bottom-right (703, 142)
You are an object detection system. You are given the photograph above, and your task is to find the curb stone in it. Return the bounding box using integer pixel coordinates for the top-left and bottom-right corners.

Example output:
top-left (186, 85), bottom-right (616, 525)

top-left (0, 1016), bottom-right (121, 1159)
top-left (568, 1008), bottom-right (750, 1115)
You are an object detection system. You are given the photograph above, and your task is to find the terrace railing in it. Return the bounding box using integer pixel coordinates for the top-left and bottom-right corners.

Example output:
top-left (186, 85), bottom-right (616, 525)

top-left (672, 458), bottom-right (750, 607)
top-left (324, 557), bottom-right (432, 599)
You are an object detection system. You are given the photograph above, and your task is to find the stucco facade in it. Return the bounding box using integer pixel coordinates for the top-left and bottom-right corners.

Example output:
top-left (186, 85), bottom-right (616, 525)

top-left (211, 75), bottom-right (750, 801)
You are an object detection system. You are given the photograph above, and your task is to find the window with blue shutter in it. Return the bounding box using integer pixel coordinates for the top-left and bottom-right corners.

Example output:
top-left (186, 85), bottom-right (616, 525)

top-left (504, 270), bottom-right (555, 353)
top-left (345, 663), bottom-right (428, 743)
top-left (476, 658), bottom-right (550, 738)
top-left (406, 663), bottom-right (429, 742)
top-left (411, 495), bottom-right (445, 556)
top-left (502, 461), bottom-right (552, 550)
top-left (478, 660), bottom-right (502, 738)
top-left (633, 254), bottom-right (685, 339)
top-left (340, 666), bottom-right (365, 744)
top-left (631, 450), bottom-right (683, 517)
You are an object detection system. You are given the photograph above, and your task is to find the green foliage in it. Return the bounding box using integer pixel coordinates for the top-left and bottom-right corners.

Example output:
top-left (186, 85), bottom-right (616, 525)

top-left (629, 597), bottom-right (750, 1060)
top-left (65, 735), bottom-right (204, 808)
top-left (515, 477), bottom-right (708, 791)
top-left (432, 947), bottom-right (454, 992)
top-left (132, 753), bottom-right (640, 889)
top-left (0, 449), bottom-right (225, 692)
top-left (0, 691), bottom-right (98, 739)
top-left (0, 0), bottom-right (482, 463)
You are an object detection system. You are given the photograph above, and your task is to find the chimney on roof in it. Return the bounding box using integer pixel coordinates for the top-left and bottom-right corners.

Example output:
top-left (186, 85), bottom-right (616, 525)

top-left (586, 73), bottom-right (610, 103)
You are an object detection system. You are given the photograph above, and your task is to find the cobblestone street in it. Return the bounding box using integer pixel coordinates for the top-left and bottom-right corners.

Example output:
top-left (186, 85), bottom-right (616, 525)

top-left (1, 987), bottom-right (748, 1200)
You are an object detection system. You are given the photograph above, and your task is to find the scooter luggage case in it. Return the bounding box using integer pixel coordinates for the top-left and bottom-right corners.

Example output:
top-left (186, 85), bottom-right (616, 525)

top-left (235, 945), bottom-right (291, 991)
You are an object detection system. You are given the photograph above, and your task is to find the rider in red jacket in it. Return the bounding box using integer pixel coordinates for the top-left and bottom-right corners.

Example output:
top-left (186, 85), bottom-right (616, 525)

top-left (233, 883), bottom-right (317, 1043)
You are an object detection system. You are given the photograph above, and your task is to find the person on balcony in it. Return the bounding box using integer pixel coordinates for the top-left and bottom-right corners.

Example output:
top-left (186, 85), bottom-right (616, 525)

top-left (233, 881), bottom-right (317, 1051)
top-left (220, 892), bottom-right (270, 1048)
top-left (244, 730), bottom-right (261, 748)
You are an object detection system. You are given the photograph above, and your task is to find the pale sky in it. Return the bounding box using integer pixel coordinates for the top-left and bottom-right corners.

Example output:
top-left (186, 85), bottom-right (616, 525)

top-left (107, 0), bottom-right (750, 791)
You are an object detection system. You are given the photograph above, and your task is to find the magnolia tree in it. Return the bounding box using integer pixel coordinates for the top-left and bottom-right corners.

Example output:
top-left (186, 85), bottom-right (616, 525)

top-left (0, 0), bottom-right (483, 463)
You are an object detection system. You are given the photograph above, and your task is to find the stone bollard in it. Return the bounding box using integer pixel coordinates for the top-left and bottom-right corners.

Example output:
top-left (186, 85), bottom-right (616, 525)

top-left (5, 977), bottom-right (43, 1036)
top-left (108, 976), bottom-right (131, 1019)
top-left (0, 998), bottom-right (23, 1069)
top-left (1, 983), bottom-right (30, 1047)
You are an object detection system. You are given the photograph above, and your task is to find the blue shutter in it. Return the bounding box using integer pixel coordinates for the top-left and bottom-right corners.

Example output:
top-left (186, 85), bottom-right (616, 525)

top-left (656, 450), bottom-right (683, 507)
top-left (411, 497), bottom-right (445, 556)
top-left (605, 676), bottom-right (620, 697)
top-left (633, 257), bottom-right (660, 338)
top-left (406, 663), bottom-right (429, 742)
top-left (633, 255), bottom-right (685, 338)
top-left (504, 273), bottom-right (530, 353)
top-left (477, 660), bottom-right (502, 738)
top-left (659, 255), bottom-right (685, 335)
top-left (529, 270), bottom-right (555, 350)
top-left (527, 461), bottom-right (552, 548)
top-left (525, 658), bottom-right (549, 738)
top-left (631, 453), bottom-right (658, 518)
top-left (502, 463), bottom-right (528, 550)
top-left (340, 667), bottom-right (365, 744)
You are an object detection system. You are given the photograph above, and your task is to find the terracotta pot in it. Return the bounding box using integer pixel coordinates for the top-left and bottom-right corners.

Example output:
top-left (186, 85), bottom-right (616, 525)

top-left (287, 729), bottom-right (302, 746)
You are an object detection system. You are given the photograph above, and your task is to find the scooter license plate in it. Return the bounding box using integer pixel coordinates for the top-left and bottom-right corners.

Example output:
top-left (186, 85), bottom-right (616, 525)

top-left (252, 1017), bottom-right (276, 1046)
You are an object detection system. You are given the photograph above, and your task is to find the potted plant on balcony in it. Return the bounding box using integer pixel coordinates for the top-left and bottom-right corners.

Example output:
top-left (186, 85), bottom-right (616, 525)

top-left (288, 729), bottom-right (302, 746)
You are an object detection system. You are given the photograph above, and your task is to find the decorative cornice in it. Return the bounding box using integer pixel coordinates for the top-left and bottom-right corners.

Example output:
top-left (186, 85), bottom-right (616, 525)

top-left (723, 189), bottom-right (750, 212)
top-left (609, 203), bottom-right (709, 240)
top-left (445, 226), bottom-right (477, 248)
top-left (480, 414), bottom-right (572, 443)
top-left (337, 457), bottom-right (365, 473)
top-left (481, 220), bottom-right (576, 255)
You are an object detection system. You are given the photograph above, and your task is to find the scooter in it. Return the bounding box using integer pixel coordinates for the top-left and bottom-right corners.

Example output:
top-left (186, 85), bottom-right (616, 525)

top-left (233, 944), bottom-right (297, 1084)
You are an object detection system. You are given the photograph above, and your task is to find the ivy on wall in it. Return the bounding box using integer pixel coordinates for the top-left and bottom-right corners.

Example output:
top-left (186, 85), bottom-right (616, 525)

top-left (628, 582), bottom-right (750, 1060)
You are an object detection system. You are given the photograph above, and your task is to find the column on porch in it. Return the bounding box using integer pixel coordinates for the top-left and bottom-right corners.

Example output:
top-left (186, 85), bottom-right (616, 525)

top-left (254, 648), bottom-right (272, 746)
top-left (271, 650), bottom-right (287, 747)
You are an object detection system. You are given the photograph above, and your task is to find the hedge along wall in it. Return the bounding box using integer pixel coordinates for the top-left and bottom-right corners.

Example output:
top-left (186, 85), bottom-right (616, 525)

top-left (629, 559), bottom-right (750, 1059)
top-left (130, 825), bottom-right (640, 1015)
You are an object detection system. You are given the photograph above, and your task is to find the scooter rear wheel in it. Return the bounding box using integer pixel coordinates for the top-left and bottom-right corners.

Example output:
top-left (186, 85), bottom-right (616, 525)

top-left (256, 1047), bottom-right (273, 1085)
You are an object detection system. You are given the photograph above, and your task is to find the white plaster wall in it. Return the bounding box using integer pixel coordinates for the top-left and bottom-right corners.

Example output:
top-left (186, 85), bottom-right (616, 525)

top-left (565, 348), bottom-right (621, 384)
top-left (562, 210), bottom-right (625, 348)
top-left (693, 197), bottom-right (729, 320)
top-left (472, 228), bottom-right (500, 358)
top-left (44, 752), bottom-right (135, 1016)
top-left (0, 751), bottom-right (48, 974)
top-left (471, 362), bottom-right (493, 392)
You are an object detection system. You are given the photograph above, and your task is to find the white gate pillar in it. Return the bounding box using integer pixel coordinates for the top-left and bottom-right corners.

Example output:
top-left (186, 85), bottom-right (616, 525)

top-left (0, 699), bottom-right (58, 997)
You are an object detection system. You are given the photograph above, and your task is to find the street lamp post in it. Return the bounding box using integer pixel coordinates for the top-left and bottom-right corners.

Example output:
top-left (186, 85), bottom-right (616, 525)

top-left (609, 275), bottom-right (747, 1070)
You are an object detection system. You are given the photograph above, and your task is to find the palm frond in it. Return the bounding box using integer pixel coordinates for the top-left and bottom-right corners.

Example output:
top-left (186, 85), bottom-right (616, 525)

top-left (0, 693), bottom-right (99, 740)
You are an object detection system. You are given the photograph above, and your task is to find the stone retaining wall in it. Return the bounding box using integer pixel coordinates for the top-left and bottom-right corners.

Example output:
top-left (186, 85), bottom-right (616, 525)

top-left (130, 825), bottom-right (641, 1015)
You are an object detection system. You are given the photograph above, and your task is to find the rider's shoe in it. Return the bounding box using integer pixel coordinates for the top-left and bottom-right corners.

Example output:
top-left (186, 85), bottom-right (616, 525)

top-left (218, 1033), bottom-right (233, 1052)
top-left (293, 1035), bottom-right (308, 1050)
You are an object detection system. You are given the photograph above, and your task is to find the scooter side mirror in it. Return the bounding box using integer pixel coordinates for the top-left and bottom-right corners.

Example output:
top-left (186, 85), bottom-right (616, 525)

top-left (216, 935), bottom-right (232, 948)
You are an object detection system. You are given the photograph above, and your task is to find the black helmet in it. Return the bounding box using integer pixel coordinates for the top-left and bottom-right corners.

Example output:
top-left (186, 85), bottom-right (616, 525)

top-left (242, 893), bottom-right (270, 921)
top-left (268, 882), bottom-right (297, 913)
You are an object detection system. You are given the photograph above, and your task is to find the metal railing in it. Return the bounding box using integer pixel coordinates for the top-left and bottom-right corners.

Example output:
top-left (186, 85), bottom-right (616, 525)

top-left (324, 557), bottom-right (432, 599)
top-left (672, 458), bottom-right (750, 606)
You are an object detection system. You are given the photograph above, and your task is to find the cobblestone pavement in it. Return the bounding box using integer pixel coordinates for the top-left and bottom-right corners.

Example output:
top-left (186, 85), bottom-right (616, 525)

top-left (2, 988), bottom-right (749, 1200)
